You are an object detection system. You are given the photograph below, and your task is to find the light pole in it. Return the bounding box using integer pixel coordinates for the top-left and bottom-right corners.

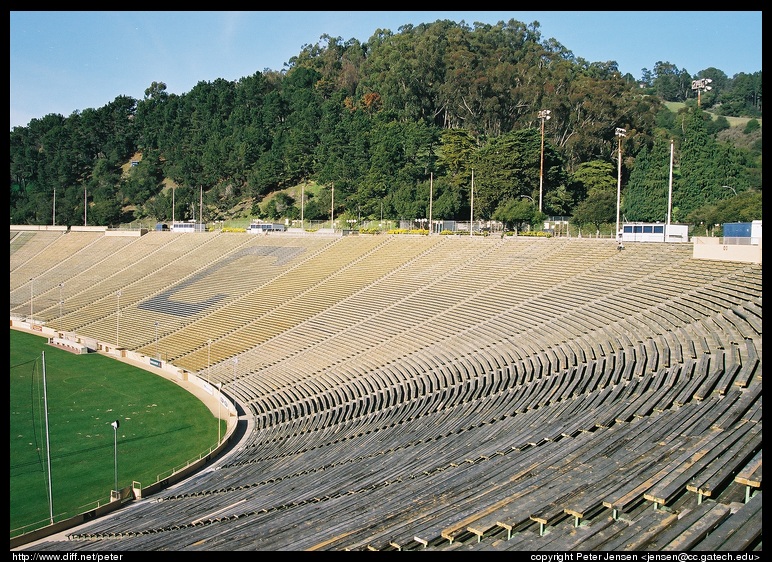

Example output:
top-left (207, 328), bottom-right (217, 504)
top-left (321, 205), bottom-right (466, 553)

top-left (615, 128), bottom-right (627, 241)
top-left (691, 78), bottom-right (713, 108)
top-left (111, 419), bottom-right (120, 494)
top-left (470, 169), bottom-right (474, 237)
top-left (207, 339), bottom-right (212, 384)
top-left (231, 357), bottom-right (239, 405)
top-left (59, 283), bottom-right (64, 320)
top-left (116, 291), bottom-right (122, 347)
top-left (330, 183), bottom-right (335, 231)
top-left (199, 185), bottom-right (203, 229)
top-left (300, 183), bottom-right (305, 231)
top-left (537, 109), bottom-right (551, 213)
top-left (667, 140), bottom-right (674, 231)
top-left (41, 351), bottom-right (54, 524)
top-left (217, 382), bottom-right (222, 444)
top-left (29, 278), bottom-right (33, 320)
top-left (428, 172), bottom-right (433, 235)
top-left (155, 321), bottom-right (160, 359)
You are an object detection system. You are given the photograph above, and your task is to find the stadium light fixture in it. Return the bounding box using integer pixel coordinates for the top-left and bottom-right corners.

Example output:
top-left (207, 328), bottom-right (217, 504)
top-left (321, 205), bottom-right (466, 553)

top-left (691, 78), bottom-right (713, 108)
top-left (615, 128), bottom-right (627, 241)
top-left (538, 109), bottom-right (551, 213)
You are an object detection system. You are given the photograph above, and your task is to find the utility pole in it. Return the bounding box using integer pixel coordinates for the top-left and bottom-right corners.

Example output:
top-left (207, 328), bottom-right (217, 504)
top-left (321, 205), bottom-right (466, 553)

top-left (615, 128), bottom-right (627, 241)
top-left (538, 109), bottom-right (551, 213)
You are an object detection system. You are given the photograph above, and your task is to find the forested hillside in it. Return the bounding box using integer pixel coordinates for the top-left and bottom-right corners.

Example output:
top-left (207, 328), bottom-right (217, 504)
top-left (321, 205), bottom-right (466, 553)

top-left (9, 18), bottom-right (762, 232)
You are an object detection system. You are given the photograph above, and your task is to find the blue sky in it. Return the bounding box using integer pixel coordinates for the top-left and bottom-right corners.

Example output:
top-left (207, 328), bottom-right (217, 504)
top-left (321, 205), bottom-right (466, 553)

top-left (10, 11), bottom-right (762, 130)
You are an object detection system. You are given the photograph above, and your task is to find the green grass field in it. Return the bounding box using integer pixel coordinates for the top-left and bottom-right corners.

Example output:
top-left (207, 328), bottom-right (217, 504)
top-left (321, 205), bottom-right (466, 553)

top-left (10, 329), bottom-right (222, 537)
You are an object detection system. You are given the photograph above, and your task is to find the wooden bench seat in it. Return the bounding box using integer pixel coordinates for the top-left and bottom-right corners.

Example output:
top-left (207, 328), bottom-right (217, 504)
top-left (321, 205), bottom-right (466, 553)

top-left (691, 491), bottom-right (762, 551)
top-left (643, 499), bottom-right (732, 551)
top-left (525, 419), bottom-right (672, 531)
top-left (643, 421), bottom-right (757, 509)
top-left (601, 400), bottom-right (715, 515)
top-left (736, 300), bottom-right (762, 335)
top-left (562, 433), bottom-right (671, 525)
top-left (594, 374), bottom-right (652, 428)
top-left (568, 358), bottom-right (597, 396)
top-left (446, 431), bottom-right (604, 541)
top-left (712, 382), bottom-right (762, 431)
top-left (672, 354), bottom-right (709, 407)
top-left (613, 372), bottom-right (664, 423)
top-left (592, 505), bottom-right (678, 551)
top-left (734, 448), bottom-right (762, 502)
top-left (707, 346), bottom-right (740, 396)
top-left (731, 338), bottom-right (759, 389)
top-left (536, 514), bottom-right (626, 552)
top-left (691, 349), bottom-right (727, 401)
top-left (686, 422), bottom-right (761, 502)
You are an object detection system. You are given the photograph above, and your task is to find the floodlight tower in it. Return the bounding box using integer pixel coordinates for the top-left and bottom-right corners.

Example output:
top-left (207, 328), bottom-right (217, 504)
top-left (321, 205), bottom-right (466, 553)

top-left (691, 78), bottom-right (713, 108)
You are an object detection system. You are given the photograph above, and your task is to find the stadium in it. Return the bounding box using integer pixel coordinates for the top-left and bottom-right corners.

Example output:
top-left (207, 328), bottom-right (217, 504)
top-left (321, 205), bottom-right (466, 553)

top-left (10, 225), bottom-right (762, 551)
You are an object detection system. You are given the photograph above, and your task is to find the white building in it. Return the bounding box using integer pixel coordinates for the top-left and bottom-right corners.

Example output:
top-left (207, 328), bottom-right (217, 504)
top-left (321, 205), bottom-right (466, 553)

top-left (620, 222), bottom-right (689, 243)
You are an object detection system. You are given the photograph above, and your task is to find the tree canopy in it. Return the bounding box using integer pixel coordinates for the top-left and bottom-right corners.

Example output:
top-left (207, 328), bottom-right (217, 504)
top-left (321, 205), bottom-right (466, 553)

top-left (10, 19), bottom-right (761, 231)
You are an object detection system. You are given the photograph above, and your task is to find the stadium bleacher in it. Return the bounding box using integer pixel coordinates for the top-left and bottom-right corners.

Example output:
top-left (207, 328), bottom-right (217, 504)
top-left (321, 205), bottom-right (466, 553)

top-left (11, 229), bottom-right (762, 551)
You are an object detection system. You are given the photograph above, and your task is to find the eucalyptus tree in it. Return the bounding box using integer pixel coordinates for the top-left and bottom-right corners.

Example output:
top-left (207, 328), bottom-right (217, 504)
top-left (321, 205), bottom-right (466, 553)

top-left (290, 33), bottom-right (367, 99)
top-left (651, 61), bottom-right (692, 102)
top-left (720, 71), bottom-right (762, 116)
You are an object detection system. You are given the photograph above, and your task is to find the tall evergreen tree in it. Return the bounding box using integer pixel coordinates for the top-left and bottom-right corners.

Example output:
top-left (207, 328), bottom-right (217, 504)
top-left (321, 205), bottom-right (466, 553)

top-left (624, 138), bottom-right (673, 222)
